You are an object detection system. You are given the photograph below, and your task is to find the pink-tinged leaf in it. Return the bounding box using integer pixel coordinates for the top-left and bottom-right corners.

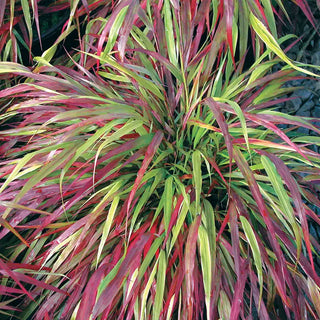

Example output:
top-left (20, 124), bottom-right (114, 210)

top-left (245, 113), bottom-right (311, 162)
top-left (35, 290), bottom-right (67, 320)
top-left (201, 22), bottom-right (225, 82)
top-left (230, 261), bottom-right (248, 319)
top-left (306, 208), bottom-right (320, 227)
top-left (100, 135), bottom-right (153, 164)
top-left (244, 70), bottom-right (295, 93)
top-left (118, 0), bottom-right (139, 60)
top-left (216, 207), bottom-right (229, 242)
top-left (204, 98), bottom-right (233, 159)
top-left (295, 0), bottom-right (318, 33)
top-left (81, 0), bottom-right (90, 13)
top-left (43, 214), bottom-right (91, 261)
top-left (232, 138), bottom-right (300, 151)
top-left (180, 1), bottom-right (192, 62)
top-left (185, 215), bottom-right (201, 320)
top-left (5, 263), bottom-right (51, 272)
top-left (191, 0), bottom-right (210, 57)
top-left (0, 216), bottom-right (29, 247)
top-left (30, 0), bottom-right (41, 49)
top-left (242, 87), bottom-right (291, 111)
top-left (0, 0), bottom-right (5, 26)
top-left (0, 304), bottom-right (21, 311)
top-left (232, 148), bottom-right (289, 304)
top-left (274, 222), bottom-right (320, 288)
top-left (77, 264), bottom-right (109, 320)
top-left (258, 150), bottom-right (315, 273)
top-left (253, 0), bottom-right (268, 26)
top-left (132, 48), bottom-right (183, 82)
top-left (12, 270), bottom-right (66, 295)
top-left (229, 152), bottom-right (262, 219)
top-left (187, 119), bottom-right (222, 133)
top-left (248, 112), bottom-right (320, 136)
top-left (92, 233), bottom-right (151, 319)
top-left (0, 285), bottom-right (25, 295)
top-left (163, 264), bottom-right (185, 317)
top-left (163, 193), bottom-right (184, 248)
top-left (194, 0), bottom-right (210, 25)
top-left (249, 271), bottom-right (270, 320)
top-left (96, 0), bottom-right (132, 58)
top-left (224, 0), bottom-right (235, 67)
top-left (229, 200), bottom-right (240, 278)
top-left (127, 131), bottom-right (163, 215)
top-left (0, 258), bottom-right (33, 300)
top-left (207, 157), bottom-right (228, 187)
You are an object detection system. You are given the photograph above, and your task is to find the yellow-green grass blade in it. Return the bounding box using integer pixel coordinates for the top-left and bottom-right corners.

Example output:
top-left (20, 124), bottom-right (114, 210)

top-left (138, 234), bottom-right (165, 280)
top-left (261, 155), bottom-right (302, 262)
top-left (240, 216), bottom-right (263, 306)
top-left (250, 12), bottom-right (320, 77)
top-left (131, 25), bottom-right (156, 52)
top-left (218, 290), bottom-right (231, 320)
top-left (164, 176), bottom-right (174, 232)
top-left (192, 150), bottom-right (202, 212)
top-left (103, 6), bottom-right (129, 56)
top-left (203, 200), bottom-right (216, 265)
top-left (36, 26), bottom-right (77, 63)
top-left (261, 0), bottom-right (277, 37)
top-left (307, 278), bottom-right (320, 316)
top-left (96, 196), bottom-right (120, 268)
top-left (215, 98), bottom-right (250, 154)
top-left (198, 225), bottom-right (212, 320)
top-left (152, 249), bottom-right (167, 320)
top-left (85, 53), bottom-right (164, 100)
top-left (139, 257), bottom-right (159, 320)
top-left (164, 0), bottom-right (178, 66)
top-left (21, 0), bottom-right (33, 47)
top-left (169, 200), bottom-right (189, 253)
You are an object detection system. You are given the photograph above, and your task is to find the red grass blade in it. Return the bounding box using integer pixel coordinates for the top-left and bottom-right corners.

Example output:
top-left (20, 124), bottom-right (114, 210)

top-left (258, 150), bottom-right (315, 273)
top-left (185, 215), bottom-right (201, 320)
top-left (224, 0), bottom-right (236, 67)
top-left (232, 148), bottom-right (290, 305)
top-left (0, 0), bottom-right (5, 26)
top-left (0, 216), bottom-right (29, 247)
top-left (118, 0), bottom-right (139, 60)
top-left (92, 233), bottom-right (151, 319)
top-left (77, 264), bottom-right (109, 320)
top-left (204, 98), bottom-right (233, 159)
top-left (295, 0), bottom-right (318, 32)
top-left (230, 261), bottom-right (248, 319)
top-left (127, 131), bottom-right (163, 218)
top-left (0, 259), bottom-right (33, 300)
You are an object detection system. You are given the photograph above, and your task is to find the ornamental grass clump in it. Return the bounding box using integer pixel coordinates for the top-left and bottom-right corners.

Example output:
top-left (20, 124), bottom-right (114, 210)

top-left (0, 1), bottom-right (320, 319)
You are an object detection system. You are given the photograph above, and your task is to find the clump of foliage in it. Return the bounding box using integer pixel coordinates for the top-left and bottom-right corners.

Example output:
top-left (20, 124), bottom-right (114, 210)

top-left (1, 1), bottom-right (320, 319)
top-left (0, 0), bottom-right (114, 63)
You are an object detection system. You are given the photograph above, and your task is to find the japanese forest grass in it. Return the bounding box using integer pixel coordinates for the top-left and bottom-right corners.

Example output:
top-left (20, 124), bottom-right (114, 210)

top-left (0, 1), bottom-right (320, 319)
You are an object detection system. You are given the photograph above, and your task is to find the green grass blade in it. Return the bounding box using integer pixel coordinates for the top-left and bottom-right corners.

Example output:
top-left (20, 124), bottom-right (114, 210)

top-left (96, 196), bottom-right (120, 268)
top-left (103, 6), bottom-right (129, 56)
top-left (164, 0), bottom-right (178, 66)
top-left (198, 225), bottom-right (212, 320)
top-left (152, 250), bottom-right (167, 320)
top-left (240, 216), bottom-right (263, 306)
top-left (164, 176), bottom-right (174, 232)
top-left (192, 150), bottom-right (202, 212)
top-left (250, 12), bottom-right (319, 77)
top-left (261, 155), bottom-right (302, 261)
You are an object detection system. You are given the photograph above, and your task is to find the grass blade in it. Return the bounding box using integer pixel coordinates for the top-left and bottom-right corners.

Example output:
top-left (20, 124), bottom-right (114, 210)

top-left (152, 250), bottom-right (167, 320)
